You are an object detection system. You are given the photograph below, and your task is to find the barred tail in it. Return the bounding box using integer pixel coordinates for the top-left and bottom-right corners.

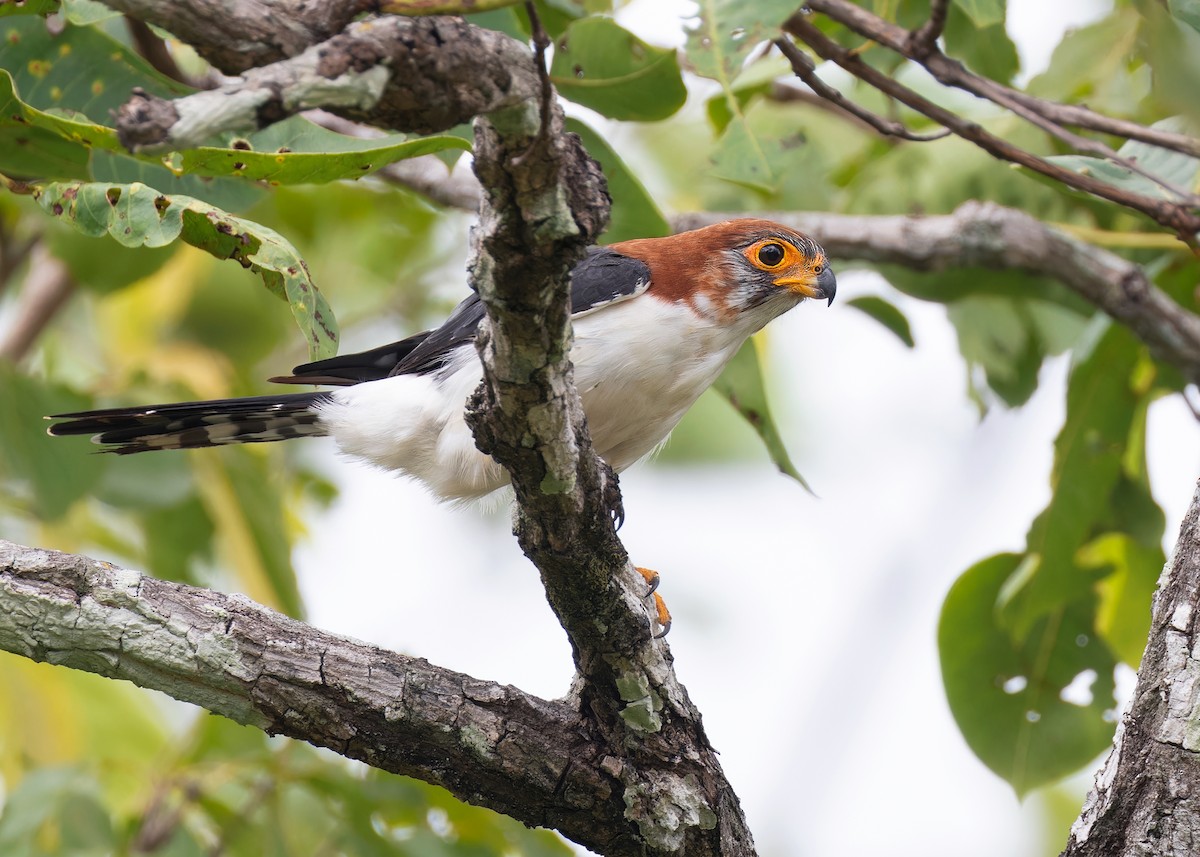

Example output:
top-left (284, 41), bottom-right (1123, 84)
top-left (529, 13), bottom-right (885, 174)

top-left (47, 392), bottom-right (332, 454)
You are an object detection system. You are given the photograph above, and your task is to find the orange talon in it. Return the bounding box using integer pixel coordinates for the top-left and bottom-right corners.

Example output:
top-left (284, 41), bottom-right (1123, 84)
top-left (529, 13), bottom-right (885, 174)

top-left (635, 567), bottom-right (672, 637)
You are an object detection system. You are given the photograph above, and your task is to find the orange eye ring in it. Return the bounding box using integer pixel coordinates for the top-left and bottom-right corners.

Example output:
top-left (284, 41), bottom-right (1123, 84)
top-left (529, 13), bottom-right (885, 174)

top-left (745, 238), bottom-right (801, 272)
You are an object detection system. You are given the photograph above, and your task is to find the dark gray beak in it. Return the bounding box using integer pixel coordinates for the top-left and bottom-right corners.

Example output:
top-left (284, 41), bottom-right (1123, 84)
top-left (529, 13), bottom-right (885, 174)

top-left (818, 265), bottom-right (837, 306)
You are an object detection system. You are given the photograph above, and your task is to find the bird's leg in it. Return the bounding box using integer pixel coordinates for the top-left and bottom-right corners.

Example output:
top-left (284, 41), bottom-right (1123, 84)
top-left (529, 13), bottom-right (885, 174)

top-left (634, 566), bottom-right (672, 638)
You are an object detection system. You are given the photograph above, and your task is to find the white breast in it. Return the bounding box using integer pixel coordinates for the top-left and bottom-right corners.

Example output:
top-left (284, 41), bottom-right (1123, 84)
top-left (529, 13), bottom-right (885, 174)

top-left (316, 296), bottom-right (781, 503)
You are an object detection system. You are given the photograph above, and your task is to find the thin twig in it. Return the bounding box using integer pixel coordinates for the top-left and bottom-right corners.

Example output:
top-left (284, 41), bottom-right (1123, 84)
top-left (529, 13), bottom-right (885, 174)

top-left (774, 38), bottom-right (949, 142)
top-left (806, 0), bottom-right (1200, 204)
top-left (125, 17), bottom-right (191, 86)
top-left (908, 0), bottom-right (949, 58)
top-left (0, 242), bottom-right (76, 363)
top-left (805, 0), bottom-right (1200, 163)
top-left (781, 16), bottom-right (1200, 239)
top-left (522, 1), bottom-right (554, 153)
top-left (0, 223), bottom-right (38, 298)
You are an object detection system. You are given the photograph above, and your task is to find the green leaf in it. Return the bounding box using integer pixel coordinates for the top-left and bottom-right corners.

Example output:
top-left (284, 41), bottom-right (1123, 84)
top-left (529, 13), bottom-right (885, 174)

top-left (3, 18), bottom-right (188, 123)
top-left (0, 768), bottom-right (112, 853)
top-left (0, 0), bottom-right (59, 15)
top-left (550, 17), bottom-right (686, 121)
top-left (1170, 0), bottom-right (1200, 34)
top-left (1027, 7), bottom-right (1140, 108)
top-left (1002, 321), bottom-right (1142, 633)
top-left (565, 118), bottom-right (668, 242)
top-left (685, 0), bottom-right (796, 84)
top-left (686, 1), bottom-right (793, 192)
top-left (846, 296), bottom-right (915, 347)
top-left (950, 0), bottom-right (1006, 28)
top-left (939, 553), bottom-right (1118, 796)
top-left (61, 0), bottom-right (117, 24)
top-left (1082, 533), bottom-right (1162, 667)
top-left (704, 53), bottom-right (791, 134)
top-left (176, 116), bottom-right (472, 184)
top-left (946, 297), bottom-right (1047, 407)
top-left (1045, 152), bottom-right (1199, 204)
top-left (709, 115), bottom-right (780, 193)
top-left (0, 367), bottom-right (106, 519)
top-left (943, 4), bottom-right (1019, 83)
top-left (0, 68), bottom-right (469, 187)
top-left (33, 180), bottom-right (338, 360)
top-left (711, 337), bottom-right (813, 492)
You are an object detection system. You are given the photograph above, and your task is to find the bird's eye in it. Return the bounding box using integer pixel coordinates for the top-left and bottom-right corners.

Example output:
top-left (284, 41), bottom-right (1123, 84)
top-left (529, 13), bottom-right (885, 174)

top-left (813, 263), bottom-right (824, 274)
top-left (757, 243), bottom-right (786, 268)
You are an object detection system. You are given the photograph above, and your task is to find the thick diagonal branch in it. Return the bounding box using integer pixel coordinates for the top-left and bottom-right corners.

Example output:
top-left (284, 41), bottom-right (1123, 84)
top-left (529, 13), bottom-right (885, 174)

top-left (675, 203), bottom-right (1200, 385)
top-left (114, 15), bottom-right (539, 151)
top-left (1062, 480), bottom-right (1200, 856)
top-left (0, 539), bottom-right (628, 845)
top-left (463, 88), bottom-right (755, 854)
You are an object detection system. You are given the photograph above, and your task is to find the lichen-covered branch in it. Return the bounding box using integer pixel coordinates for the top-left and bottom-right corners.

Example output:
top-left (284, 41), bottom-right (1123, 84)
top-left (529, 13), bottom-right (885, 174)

top-left (114, 15), bottom-right (539, 151)
top-left (0, 539), bottom-right (627, 847)
top-left (1062, 481), bottom-right (1200, 856)
top-left (462, 87), bottom-right (755, 854)
top-left (99, 0), bottom-right (372, 74)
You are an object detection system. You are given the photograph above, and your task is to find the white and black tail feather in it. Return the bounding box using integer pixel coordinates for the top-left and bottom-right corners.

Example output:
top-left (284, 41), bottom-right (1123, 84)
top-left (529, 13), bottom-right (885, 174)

top-left (47, 392), bottom-right (332, 454)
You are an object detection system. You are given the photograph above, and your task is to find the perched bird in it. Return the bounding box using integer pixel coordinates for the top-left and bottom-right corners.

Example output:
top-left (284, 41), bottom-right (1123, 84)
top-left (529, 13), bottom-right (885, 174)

top-left (49, 219), bottom-right (835, 500)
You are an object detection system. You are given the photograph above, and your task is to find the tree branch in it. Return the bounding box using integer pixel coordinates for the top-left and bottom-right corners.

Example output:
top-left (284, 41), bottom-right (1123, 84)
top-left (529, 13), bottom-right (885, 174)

top-left (0, 539), bottom-right (629, 847)
top-left (98, 0), bottom-right (373, 74)
top-left (0, 242), bottom-right (76, 364)
top-left (462, 76), bottom-right (755, 855)
top-left (675, 203), bottom-right (1200, 385)
top-left (773, 38), bottom-right (950, 142)
top-left (1062, 480), bottom-right (1200, 856)
top-left (114, 16), bottom-right (539, 151)
top-left (786, 4), bottom-right (1200, 237)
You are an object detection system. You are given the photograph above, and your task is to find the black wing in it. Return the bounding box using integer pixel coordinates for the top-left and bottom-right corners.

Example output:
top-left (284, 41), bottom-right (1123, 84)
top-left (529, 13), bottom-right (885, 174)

top-left (275, 247), bottom-right (651, 385)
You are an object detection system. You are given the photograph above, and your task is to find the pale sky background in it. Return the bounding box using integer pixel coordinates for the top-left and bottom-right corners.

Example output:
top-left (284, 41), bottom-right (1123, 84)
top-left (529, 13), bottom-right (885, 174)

top-left (295, 2), bottom-right (1200, 855)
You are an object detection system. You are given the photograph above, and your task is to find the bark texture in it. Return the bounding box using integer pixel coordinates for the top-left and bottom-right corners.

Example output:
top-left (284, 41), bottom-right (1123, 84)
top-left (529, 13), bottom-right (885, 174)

top-left (115, 16), bottom-right (539, 150)
top-left (1064, 482), bottom-right (1200, 856)
top-left (0, 541), bottom-right (616, 846)
top-left (33, 3), bottom-right (760, 854)
top-left (462, 92), bottom-right (755, 855)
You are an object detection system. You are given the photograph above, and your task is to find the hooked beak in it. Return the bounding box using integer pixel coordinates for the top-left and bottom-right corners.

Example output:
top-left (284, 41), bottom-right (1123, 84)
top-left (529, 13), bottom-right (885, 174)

top-left (775, 265), bottom-right (837, 306)
top-left (817, 265), bottom-right (837, 306)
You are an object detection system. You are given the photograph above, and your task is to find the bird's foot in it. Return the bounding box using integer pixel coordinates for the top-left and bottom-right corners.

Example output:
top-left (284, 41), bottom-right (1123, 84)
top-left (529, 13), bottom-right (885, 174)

top-left (599, 459), bottom-right (624, 530)
top-left (635, 566), bottom-right (671, 638)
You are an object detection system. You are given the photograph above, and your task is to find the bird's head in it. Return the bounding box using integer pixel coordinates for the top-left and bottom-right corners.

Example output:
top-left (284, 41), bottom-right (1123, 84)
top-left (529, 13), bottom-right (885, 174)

top-left (613, 219), bottom-right (836, 327)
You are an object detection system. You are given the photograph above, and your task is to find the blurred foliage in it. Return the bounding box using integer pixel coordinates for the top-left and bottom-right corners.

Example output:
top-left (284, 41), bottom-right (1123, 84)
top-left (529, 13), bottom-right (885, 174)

top-left (0, 0), bottom-right (1198, 852)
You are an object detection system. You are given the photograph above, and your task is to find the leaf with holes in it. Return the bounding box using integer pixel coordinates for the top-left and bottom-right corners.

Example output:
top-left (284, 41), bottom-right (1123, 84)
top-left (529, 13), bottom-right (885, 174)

top-left (939, 553), bottom-right (1119, 796)
top-left (712, 336), bottom-right (812, 493)
top-left (33, 180), bottom-right (338, 360)
top-left (685, 0), bottom-right (796, 84)
top-left (0, 68), bottom-right (469, 188)
top-left (550, 17), bottom-right (686, 121)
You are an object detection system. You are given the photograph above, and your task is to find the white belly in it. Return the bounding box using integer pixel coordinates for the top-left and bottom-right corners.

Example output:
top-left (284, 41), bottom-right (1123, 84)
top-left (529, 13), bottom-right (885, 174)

top-left (317, 299), bottom-right (763, 502)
